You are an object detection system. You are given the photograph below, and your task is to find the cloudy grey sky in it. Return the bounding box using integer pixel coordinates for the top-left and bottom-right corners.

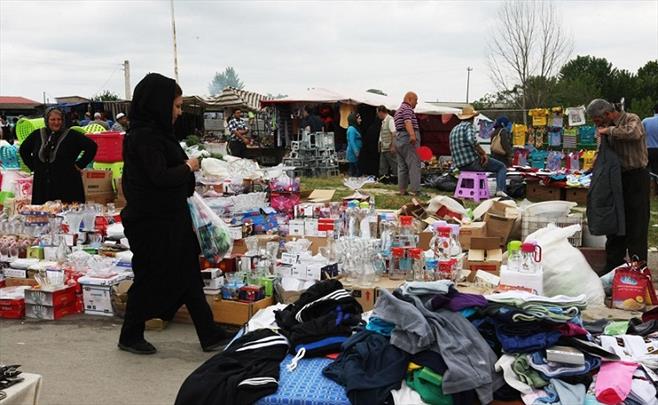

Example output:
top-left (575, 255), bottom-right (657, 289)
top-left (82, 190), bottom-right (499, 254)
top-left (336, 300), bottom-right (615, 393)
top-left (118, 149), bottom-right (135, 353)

top-left (1, 0), bottom-right (657, 104)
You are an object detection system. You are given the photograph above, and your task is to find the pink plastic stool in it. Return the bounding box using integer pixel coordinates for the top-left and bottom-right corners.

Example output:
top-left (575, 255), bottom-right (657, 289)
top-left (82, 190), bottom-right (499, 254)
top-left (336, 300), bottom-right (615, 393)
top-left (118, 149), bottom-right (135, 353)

top-left (454, 171), bottom-right (490, 202)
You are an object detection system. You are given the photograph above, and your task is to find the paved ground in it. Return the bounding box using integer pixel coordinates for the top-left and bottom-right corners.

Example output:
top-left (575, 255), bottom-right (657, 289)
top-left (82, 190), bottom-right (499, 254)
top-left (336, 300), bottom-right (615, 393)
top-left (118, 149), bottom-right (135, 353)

top-left (0, 315), bottom-right (229, 405)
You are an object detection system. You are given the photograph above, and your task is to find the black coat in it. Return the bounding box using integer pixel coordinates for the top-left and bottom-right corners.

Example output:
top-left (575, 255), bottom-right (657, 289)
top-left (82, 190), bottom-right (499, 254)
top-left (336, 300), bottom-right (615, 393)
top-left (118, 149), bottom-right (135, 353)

top-left (587, 137), bottom-right (625, 236)
top-left (120, 73), bottom-right (201, 320)
top-left (19, 128), bottom-right (97, 204)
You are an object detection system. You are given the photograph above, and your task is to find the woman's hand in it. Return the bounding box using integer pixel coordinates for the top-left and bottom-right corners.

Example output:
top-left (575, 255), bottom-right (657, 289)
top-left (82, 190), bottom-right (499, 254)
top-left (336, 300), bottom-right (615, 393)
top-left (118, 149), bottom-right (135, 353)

top-left (186, 158), bottom-right (200, 172)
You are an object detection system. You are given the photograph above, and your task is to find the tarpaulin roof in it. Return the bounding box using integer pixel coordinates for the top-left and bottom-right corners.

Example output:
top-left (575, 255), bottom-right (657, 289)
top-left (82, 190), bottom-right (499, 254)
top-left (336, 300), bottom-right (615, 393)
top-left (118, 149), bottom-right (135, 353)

top-left (0, 96), bottom-right (42, 110)
top-left (260, 88), bottom-right (461, 116)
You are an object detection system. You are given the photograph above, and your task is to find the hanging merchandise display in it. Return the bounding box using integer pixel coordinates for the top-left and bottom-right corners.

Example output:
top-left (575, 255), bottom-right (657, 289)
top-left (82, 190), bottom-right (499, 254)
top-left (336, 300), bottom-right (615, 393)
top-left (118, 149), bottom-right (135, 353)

top-left (479, 120), bottom-right (494, 139)
top-left (579, 125), bottom-right (596, 145)
top-left (514, 149), bottom-right (529, 166)
top-left (550, 107), bottom-right (564, 128)
top-left (546, 151), bottom-right (564, 171)
top-left (566, 151), bottom-right (582, 172)
top-left (534, 128), bottom-right (546, 149)
top-left (530, 150), bottom-right (549, 169)
top-left (565, 106), bottom-right (587, 127)
top-left (563, 128), bottom-right (578, 149)
top-left (582, 150), bottom-right (597, 171)
top-left (548, 128), bottom-right (562, 147)
top-left (528, 108), bottom-right (549, 127)
top-left (512, 124), bottom-right (528, 147)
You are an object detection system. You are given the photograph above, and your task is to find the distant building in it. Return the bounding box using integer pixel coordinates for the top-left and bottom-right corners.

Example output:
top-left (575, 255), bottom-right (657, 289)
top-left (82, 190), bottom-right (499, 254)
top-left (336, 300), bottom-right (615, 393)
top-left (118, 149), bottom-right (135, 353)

top-left (55, 96), bottom-right (91, 104)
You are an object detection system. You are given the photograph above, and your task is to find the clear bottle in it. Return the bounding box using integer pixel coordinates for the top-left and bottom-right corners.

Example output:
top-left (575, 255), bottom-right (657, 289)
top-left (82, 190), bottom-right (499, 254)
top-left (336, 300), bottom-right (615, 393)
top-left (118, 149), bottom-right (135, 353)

top-left (424, 258), bottom-right (438, 281)
top-left (379, 213), bottom-right (397, 257)
top-left (433, 226), bottom-right (453, 260)
top-left (346, 200), bottom-right (360, 237)
top-left (410, 248), bottom-right (424, 281)
top-left (389, 247), bottom-right (406, 280)
top-left (398, 216), bottom-right (417, 247)
top-left (438, 259), bottom-right (456, 281)
top-left (448, 224), bottom-right (464, 271)
top-left (507, 241), bottom-right (523, 272)
top-left (427, 221), bottom-right (447, 257)
top-left (520, 242), bottom-right (542, 273)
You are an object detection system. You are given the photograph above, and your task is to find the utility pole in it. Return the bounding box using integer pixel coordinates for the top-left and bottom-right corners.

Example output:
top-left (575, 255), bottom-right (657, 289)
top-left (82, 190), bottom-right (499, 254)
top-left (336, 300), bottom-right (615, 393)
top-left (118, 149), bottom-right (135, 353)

top-left (123, 60), bottom-right (131, 100)
top-left (466, 66), bottom-right (473, 103)
top-left (42, 91), bottom-right (46, 105)
top-left (170, 0), bottom-right (179, 82)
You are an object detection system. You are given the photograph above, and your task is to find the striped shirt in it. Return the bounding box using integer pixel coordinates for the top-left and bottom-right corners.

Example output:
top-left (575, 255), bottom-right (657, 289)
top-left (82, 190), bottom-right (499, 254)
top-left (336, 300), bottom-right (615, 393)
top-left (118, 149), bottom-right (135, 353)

top-left (394, 102), bottom-right (418, 131)
top-left (608, 112), bottom-right (648, 171)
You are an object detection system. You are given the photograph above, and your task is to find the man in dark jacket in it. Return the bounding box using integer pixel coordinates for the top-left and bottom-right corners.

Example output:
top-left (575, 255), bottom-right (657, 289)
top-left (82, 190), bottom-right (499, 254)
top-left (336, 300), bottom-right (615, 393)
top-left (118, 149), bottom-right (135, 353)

top-left (586, 99), bottom-right (650, 273)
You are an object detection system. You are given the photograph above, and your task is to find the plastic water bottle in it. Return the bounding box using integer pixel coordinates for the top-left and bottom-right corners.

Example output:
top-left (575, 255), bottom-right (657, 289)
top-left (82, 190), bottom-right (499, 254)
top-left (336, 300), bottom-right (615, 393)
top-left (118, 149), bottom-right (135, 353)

top-left (398, 216), bottom-right (417, 247)
top-left (520, 242), bottom-right (542, 273)
top-left (346, 200), bottom-right (360, 237)
top-left (424, 258), bottom-right (438, 281)
top-left (410, 248), bottom-right (424, 282)
top-left (507, 241), bottom-right (523, 272)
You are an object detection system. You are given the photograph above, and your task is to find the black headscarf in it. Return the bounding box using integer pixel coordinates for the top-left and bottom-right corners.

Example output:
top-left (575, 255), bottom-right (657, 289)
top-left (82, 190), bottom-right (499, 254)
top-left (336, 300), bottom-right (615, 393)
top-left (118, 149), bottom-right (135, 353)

top-left (38, 107), bottom-right (68, 163)
top-left (129, 73), bottom-right (178, 135)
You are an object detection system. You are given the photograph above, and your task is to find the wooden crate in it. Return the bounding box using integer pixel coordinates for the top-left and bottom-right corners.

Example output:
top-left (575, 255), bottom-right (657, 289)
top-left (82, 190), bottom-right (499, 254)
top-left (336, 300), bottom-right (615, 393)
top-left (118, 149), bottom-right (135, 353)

top-left (564, 188), bottom-right (588, 206)
top-left (525, 183), bottom-right (564, 202)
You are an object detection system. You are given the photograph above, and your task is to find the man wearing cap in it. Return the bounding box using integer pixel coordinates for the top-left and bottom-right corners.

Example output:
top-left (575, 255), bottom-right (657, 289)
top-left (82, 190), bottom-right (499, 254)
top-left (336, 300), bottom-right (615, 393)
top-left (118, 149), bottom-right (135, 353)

top-left (393, 91), bottom-right (422, 196)
top-left (449, 105), bottom-right (507, 196)
top-left (112, 113), bottom-right (129, 132)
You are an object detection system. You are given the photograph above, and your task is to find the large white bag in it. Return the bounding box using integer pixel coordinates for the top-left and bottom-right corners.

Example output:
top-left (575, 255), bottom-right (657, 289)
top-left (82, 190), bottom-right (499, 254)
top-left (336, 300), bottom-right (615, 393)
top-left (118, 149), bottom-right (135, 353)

top-left (525, 224), bottom-right (605, 305)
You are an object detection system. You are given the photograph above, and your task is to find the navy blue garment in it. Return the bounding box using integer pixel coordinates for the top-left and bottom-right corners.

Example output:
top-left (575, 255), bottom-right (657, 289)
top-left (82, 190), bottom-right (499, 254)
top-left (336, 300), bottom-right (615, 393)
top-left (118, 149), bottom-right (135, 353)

top-left (288, 307), bottom-right (361, 357)
top-left (323, 330), bottom-right (410, 405)
top-left (496, 326), bottom-right (561, 353)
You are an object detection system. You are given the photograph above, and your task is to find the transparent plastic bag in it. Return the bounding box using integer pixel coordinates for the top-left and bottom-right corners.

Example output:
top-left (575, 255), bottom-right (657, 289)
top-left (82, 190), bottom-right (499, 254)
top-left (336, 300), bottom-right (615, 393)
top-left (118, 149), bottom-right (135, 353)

top-left (188, 192), bottom-right (233, 262)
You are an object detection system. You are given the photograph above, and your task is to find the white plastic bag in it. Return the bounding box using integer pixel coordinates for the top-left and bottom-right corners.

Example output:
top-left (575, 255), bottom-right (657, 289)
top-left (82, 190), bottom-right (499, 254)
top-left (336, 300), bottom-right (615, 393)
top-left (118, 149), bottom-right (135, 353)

top-left (188, 192), bottom-right (233, 262)
top-left (525, 224), bottom-right (605, 305)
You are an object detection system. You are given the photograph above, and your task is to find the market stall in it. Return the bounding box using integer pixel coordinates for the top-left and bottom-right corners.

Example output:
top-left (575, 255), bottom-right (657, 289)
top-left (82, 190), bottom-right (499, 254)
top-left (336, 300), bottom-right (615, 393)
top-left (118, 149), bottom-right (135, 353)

top-left (1, 144), bottom-right (656, 405)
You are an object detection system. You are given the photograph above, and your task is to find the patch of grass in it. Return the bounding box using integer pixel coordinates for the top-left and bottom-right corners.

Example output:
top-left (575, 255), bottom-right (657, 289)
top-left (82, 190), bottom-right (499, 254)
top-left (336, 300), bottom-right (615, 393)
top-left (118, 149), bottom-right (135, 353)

top-left (301, 176), bottom-right (658, 248)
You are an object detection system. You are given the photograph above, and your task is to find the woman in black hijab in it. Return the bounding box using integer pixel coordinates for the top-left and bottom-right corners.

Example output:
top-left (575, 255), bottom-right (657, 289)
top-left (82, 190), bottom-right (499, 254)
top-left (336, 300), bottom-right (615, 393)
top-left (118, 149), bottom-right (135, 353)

top-left (119, 73), bottom-right (228, 354)
top-left (19, 107), bottom-right (97, 204)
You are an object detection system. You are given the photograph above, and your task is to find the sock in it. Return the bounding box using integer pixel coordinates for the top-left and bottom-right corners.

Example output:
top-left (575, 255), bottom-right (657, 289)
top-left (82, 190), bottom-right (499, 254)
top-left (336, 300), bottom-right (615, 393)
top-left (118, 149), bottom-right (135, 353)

top-left (595, 361), bottom-right (639, 405)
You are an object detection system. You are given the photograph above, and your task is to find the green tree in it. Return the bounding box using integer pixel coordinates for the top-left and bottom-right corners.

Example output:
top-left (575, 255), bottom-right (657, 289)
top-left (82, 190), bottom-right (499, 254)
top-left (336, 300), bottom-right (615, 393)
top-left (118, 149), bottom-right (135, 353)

top-left (636, 60), bottom-right (658, 102)
top-left (208, 66), bottom-right (245, 95)
top-left (630, 96), bottom-right (655, 119)
top-left (92, 90), bottom-right (120, 101)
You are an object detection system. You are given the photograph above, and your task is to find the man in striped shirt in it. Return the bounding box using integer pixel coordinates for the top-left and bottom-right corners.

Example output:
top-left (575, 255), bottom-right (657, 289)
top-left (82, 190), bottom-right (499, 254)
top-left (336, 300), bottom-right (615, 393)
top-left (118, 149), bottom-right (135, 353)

top-left (393, 92), bottom-right (422, 196)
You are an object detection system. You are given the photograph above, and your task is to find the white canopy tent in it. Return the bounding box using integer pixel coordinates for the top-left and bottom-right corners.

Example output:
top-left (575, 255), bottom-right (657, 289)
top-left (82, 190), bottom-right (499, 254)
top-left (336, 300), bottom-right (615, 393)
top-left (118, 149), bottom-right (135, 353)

top-left (261, 88), bottom-right (461, 116)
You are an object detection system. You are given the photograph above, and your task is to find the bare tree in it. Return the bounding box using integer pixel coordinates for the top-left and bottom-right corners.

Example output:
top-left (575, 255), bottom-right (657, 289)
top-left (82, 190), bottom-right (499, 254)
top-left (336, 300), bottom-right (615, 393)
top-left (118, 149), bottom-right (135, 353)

top-left (488, 1), bottom-right (573, 117)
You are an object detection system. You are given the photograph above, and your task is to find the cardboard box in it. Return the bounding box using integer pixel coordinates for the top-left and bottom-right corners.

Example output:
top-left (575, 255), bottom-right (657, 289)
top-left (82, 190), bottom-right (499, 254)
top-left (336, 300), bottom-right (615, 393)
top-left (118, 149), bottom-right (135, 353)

top-left (466, 237), bottom-right (503, 276)
top-left (81, 284), bottom-right (113, 316)
top-left (343, 278), bottom-right (405, 312)
top-left (24, 286), bottom-right (77, 307)
top-left (210, 296), bottom-right (273, 326)
top-left (82, 169), bottom-right (115, 204)
top-left (4, 278), bottom-right (39, 288)
top-left (25, 302), bottom-right (78, 320)
top-left (289, 219), bottom-right (305, 237)
top-left (564, 188), bottom-right (588, 206)
top-left (114, 178), bottom-right (126, 206)
top-left (484, 213), bottom-right (515, 246)
top-left (3, 268), bottom-right (27, 279)
top-left (418, 232), bottom-right (433, 251)
top-left (459, 222), bottom-right (486, 250)
top-left (526, 183), bottom-right (564, 202)
top-left (307, 189), bottom-right (336, 203)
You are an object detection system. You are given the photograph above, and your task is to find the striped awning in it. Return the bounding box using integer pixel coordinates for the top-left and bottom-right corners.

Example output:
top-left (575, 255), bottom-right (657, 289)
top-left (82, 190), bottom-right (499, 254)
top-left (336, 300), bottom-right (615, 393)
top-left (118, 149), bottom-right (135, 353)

top-left (205, 88), bottom-right (268, 112)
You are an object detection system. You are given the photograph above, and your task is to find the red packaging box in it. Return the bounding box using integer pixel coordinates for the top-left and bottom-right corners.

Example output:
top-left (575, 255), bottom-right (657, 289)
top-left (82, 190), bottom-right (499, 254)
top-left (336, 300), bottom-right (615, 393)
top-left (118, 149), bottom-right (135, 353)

top-left (24, 286), bottom-right (77, 307)
top-left (25, 302), bottom-right (78, 320)
top-left (0, 298), bottom-right (25, 319)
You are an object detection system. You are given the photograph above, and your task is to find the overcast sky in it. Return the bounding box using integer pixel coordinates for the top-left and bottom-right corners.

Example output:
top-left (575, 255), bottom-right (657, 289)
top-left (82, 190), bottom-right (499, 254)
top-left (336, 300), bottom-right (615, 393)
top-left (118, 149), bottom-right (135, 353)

top-left (1, 0), bottom-right (657, 104)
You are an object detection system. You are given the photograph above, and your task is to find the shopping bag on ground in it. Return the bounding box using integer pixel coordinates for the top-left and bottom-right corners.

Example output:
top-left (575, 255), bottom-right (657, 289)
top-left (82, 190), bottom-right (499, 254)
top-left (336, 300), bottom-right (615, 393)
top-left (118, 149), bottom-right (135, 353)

top-left (611, 259), bottom-right (658, 311)
top-left (188, 192), bottom-right (233, 262)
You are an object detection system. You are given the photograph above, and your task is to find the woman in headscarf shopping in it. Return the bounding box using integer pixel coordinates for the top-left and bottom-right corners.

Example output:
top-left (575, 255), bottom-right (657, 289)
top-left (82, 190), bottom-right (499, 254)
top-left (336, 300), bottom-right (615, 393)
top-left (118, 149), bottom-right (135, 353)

top-left (490, 116), bottom-right (513, 166)
top-left (118, 73), bottom-right (229, 355)
top-left (19, 107), bottom-right (97, 204)
top-left (346, 112), bottom-right (363, 176)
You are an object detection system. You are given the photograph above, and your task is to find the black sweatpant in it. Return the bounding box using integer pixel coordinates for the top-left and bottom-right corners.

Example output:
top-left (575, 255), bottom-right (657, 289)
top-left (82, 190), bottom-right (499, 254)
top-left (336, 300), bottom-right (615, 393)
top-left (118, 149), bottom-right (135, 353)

top-left (605, 167), bottom-right (650, 273)
top-left (120, 283), bottom-right (218, 347)
top-left (228, 140), bottom-right (247, 158)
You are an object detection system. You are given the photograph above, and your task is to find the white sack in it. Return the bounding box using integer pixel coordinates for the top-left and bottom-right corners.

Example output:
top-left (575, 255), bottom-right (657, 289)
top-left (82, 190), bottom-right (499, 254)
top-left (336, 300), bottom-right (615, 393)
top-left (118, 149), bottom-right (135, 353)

top-left (525, 223), bottom-right (604, 305)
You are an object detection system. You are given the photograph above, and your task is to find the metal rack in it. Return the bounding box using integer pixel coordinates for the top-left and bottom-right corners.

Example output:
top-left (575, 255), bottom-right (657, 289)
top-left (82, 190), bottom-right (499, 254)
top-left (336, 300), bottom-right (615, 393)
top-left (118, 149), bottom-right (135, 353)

top-left (282, 132), bottom-right (339, 177)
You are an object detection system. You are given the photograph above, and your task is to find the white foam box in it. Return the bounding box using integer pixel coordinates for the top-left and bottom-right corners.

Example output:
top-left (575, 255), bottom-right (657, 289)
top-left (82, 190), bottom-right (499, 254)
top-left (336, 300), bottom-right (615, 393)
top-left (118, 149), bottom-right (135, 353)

top-left (81, 284), bottom-right (114, 316)
top-left (289, 219), bottom-right (305, 237)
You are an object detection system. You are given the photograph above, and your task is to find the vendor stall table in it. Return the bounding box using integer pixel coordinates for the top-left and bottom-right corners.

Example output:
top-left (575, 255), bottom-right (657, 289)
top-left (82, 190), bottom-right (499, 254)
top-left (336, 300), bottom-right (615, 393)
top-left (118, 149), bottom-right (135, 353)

top-left (257, 356), bottom-right (349, 405)
top-left (1, 372), bottom-right (42, 405)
